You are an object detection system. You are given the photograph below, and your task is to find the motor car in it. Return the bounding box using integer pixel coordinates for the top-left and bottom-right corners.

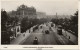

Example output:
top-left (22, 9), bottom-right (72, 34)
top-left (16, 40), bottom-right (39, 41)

top-left (33, 37), bottom-right (38, 44)
top-left (45, 30), bottom-right (49, 34)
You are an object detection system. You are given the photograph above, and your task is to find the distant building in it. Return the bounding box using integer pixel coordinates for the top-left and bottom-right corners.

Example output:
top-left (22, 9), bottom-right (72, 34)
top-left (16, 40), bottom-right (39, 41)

top-left (8, 4), bottom-right (37, 20)
top-left (36, 12), bottom-right (46, 19)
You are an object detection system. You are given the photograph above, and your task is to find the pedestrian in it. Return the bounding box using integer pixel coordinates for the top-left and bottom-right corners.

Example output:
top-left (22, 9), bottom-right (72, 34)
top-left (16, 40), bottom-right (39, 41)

top-left (69, 36), bottom-right (70, 39)
top-left (29, 29), bottom-right (30, 33)
top-left (23, 33), bottom-right (25, 36)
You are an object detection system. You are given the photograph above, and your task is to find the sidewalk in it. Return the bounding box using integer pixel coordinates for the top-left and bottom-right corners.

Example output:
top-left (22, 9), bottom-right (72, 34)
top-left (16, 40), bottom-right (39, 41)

top-left (62, 29), bottom-right (78, 44)
top-left (51, 27), bottom-right (74, 45)
top-left (52, 25), bottom-right (78, 44)
top-left (10, 30), bottom-right (30, 45)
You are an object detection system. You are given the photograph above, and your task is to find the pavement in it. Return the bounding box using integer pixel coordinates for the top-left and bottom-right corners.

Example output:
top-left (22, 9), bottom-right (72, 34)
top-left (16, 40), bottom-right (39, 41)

top-left (10, 30), bottom-right (30, 45)
top-left (10, 23), bottom-right (78, 45)
top-left (21, 24), bottom-right (76, 45)
top-left (62, 29), bottom-right (78, 44)
top-left (21, 29), bottom-right (58, 45)
top-left (51, 26), bottom-right (77, 45)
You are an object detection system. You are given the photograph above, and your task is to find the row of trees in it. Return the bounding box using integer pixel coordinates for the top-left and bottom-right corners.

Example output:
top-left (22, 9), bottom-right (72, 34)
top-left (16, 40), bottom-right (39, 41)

top-left (1, 9), bottom-right (49, 33)
top-left (1, 10), bottom-right (19, 44)
top-left (1, 10), bottom-right (19, 28)
top-left (51, 11), bottom-right (78, 36)
top-left (21, 17), bottom-right (49, 33)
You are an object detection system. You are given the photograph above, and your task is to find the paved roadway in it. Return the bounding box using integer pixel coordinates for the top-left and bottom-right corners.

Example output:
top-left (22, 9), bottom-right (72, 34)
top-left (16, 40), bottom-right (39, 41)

top-left (21, 25), bottom-right (74, 45)
top-left (21, 29), bottom-right (58, 45)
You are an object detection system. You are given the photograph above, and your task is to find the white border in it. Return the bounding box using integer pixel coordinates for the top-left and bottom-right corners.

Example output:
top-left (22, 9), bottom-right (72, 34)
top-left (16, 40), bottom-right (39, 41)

top-left (0, 0), bottom-right (79, 49)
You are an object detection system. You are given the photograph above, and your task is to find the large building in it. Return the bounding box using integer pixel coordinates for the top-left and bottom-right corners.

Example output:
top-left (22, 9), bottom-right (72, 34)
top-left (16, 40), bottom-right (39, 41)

top-left (8, 4), bottom-right (37, 20)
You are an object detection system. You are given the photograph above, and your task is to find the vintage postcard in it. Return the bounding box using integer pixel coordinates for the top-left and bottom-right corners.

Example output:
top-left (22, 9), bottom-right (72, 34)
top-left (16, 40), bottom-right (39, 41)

top-left (0, 0), bottom-right (79, 49)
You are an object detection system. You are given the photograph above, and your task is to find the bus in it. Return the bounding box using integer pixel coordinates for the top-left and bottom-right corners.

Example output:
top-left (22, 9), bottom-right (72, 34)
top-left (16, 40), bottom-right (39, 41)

top-left (57, 25), bottom-right (62, 35)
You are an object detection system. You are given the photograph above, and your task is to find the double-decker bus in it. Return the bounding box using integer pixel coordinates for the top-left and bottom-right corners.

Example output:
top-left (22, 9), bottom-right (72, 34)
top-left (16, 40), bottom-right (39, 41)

top-left (57, 25), bottom-right (62, 35)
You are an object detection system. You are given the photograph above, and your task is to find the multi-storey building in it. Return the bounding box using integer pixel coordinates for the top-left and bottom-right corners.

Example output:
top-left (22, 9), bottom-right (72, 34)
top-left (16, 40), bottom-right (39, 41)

top-left (21, 5), bottom-right (36, 19)
top-left (8, 4), bottom-right (37, 20)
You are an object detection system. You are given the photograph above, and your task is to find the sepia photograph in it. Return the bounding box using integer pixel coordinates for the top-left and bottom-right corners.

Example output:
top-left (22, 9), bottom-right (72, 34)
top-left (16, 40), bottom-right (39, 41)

top-left (1, 0), bottom-right (78, 45)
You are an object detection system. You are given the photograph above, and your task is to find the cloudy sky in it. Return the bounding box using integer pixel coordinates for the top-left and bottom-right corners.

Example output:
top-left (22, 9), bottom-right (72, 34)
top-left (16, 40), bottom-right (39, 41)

top-left (1, 0), bottom-right (78, 15)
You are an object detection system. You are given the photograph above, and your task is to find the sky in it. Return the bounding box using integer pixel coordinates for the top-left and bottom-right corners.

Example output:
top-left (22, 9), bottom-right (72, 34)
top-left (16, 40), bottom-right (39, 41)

top-left (1, 0), bottom-right (78, 15)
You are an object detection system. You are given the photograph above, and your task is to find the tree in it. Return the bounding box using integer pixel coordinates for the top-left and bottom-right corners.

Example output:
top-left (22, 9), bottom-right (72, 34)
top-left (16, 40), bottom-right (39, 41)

top-left (51, 18), bottom-right (59, 25)
top-left (21, 17), bottom-right (28, 33)
top-left (69, 10), bottom-right (78, 36)
top-left (70, 11), bottom-right (78, 25)
top-left (1, 10), bottom-right (9, 31)
top-left (1, 10), bottom-right (10, 44)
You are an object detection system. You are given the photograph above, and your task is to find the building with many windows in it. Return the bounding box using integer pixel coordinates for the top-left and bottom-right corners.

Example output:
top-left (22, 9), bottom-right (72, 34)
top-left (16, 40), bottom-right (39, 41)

top-left (9, 4), bottom-right (37, 20)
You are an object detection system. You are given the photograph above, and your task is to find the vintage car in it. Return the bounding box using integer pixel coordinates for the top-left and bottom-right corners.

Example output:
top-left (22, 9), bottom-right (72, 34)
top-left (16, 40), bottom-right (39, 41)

top-left (45, 30), bottom-right (49, 34)
top-left (33, 37), bottom-right (38, 44)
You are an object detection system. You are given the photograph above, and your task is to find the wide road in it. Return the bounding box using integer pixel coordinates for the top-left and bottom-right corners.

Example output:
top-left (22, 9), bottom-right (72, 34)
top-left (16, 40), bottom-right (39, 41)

top-left (21, 29), bottom-right (58, 45)
top-left (21, 26), bottom-right (74, 45)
